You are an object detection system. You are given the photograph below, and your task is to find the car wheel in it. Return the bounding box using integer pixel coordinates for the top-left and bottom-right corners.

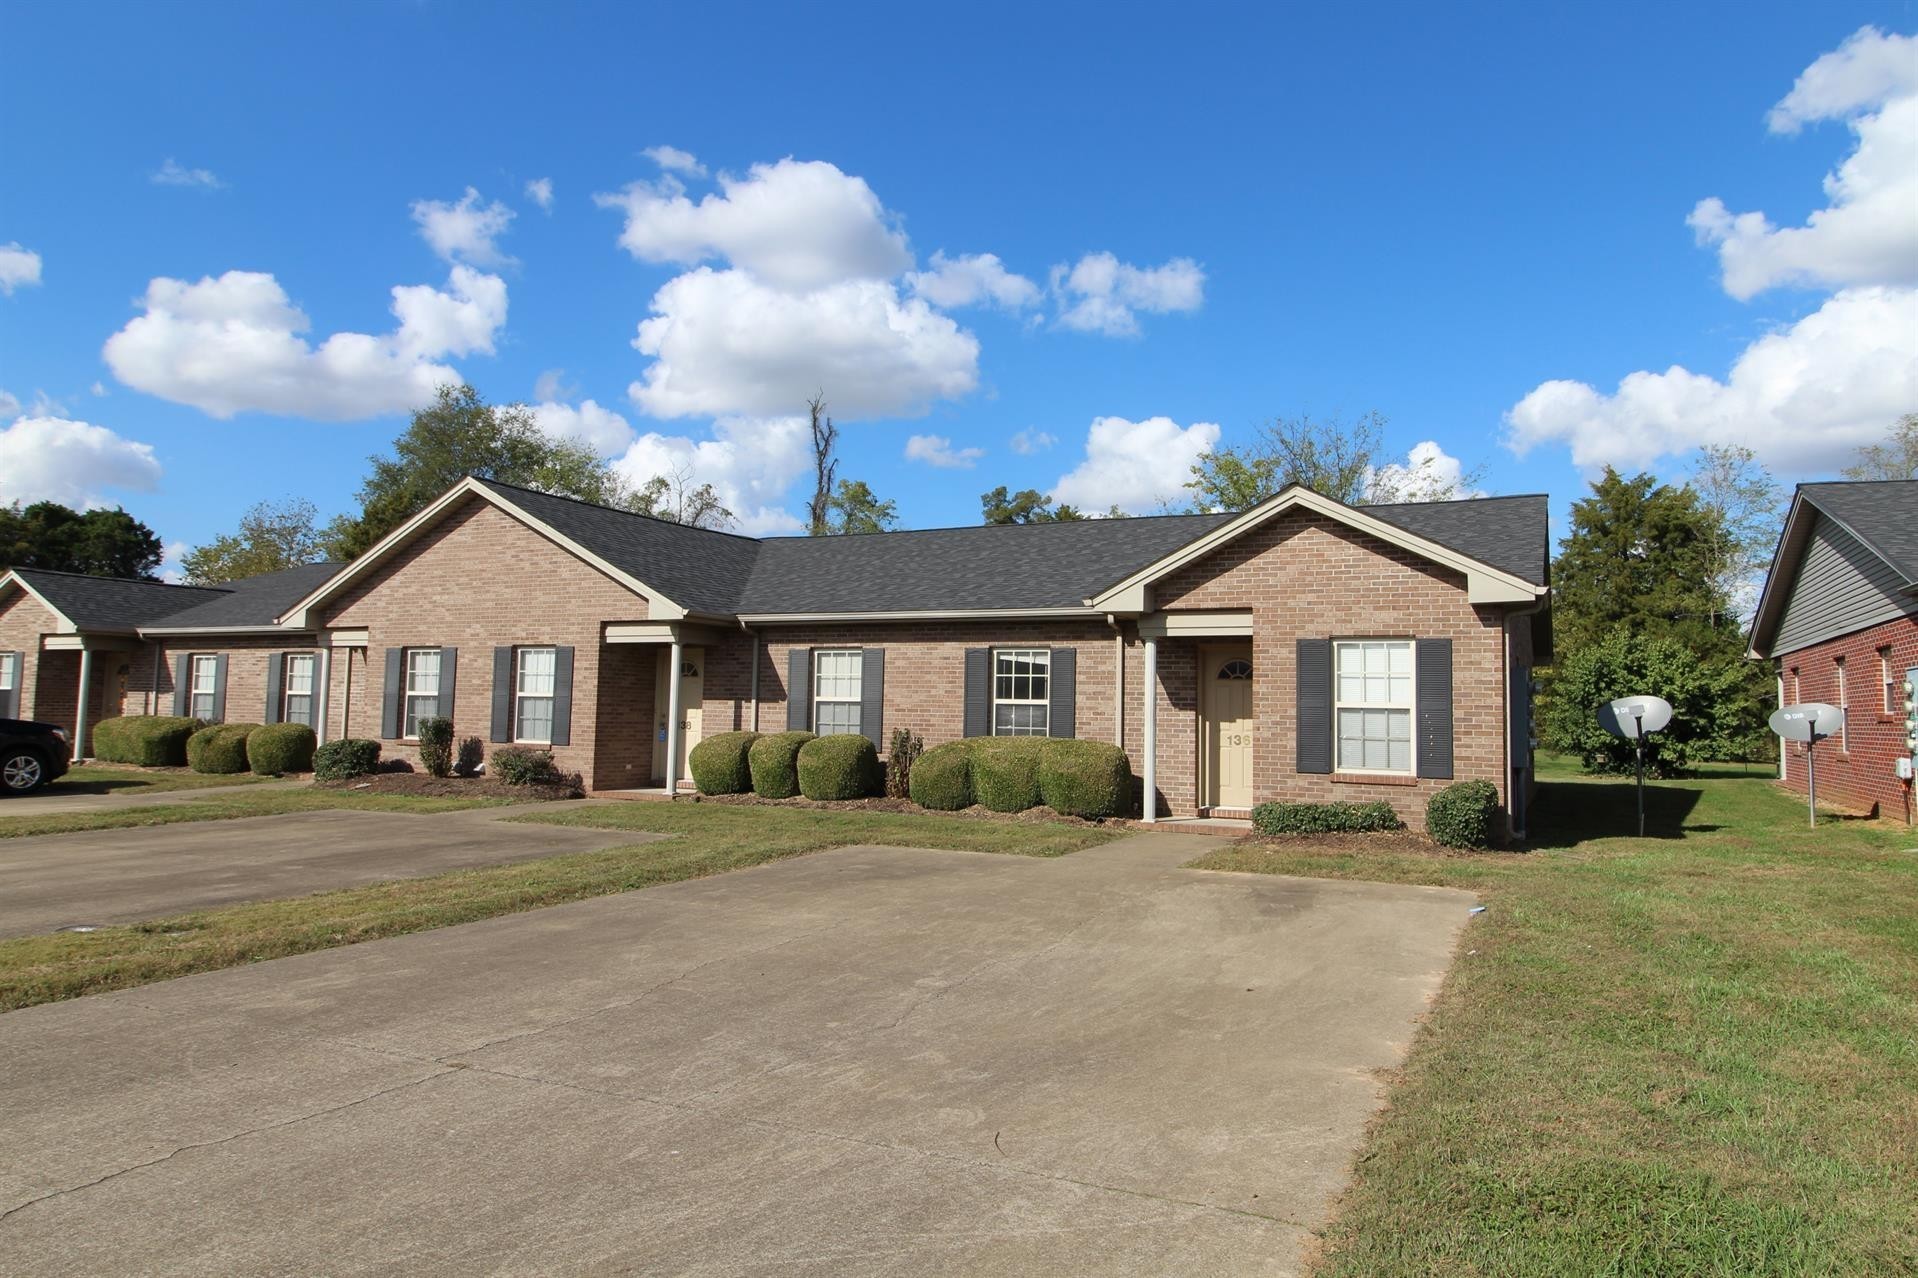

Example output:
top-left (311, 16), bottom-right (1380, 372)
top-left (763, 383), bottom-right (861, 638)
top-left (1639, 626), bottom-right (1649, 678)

top-left (0, 749), bottom-right (48, 794)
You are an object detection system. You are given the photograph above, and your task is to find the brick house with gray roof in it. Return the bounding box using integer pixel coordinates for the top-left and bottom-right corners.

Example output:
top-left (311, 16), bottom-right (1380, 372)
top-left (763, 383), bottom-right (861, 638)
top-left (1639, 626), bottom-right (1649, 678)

top-left (1, 476), bottom-right (1552, 832)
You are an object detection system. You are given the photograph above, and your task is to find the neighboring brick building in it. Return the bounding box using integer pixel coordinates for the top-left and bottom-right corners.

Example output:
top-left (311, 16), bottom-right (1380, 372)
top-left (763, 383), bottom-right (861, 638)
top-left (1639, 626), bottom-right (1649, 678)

top-left (1, 477), bottom-right (1553, 832)
top-left (1749, 480), bottom-right (1918, 824)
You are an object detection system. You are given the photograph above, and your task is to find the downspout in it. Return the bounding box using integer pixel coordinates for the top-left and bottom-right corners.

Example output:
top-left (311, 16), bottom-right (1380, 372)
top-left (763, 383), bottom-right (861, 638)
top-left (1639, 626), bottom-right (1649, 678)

top-left (1108, 615), bottom-right (1124, 750)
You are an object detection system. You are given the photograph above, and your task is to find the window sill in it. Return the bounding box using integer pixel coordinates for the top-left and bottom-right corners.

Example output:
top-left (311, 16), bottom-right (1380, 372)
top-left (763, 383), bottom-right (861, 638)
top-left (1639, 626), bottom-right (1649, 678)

top-left (1331, 772), bottom-right (1418, 787)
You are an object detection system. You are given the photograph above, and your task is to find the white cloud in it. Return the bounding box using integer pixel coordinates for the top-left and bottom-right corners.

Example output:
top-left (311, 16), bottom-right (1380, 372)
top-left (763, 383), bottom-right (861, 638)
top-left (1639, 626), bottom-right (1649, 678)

top-left (1051, 415), bottom-right (1219, 513)
top-left (533, 368), bottom-right (574, 402)
top-left (151, 158), bottom-right (223, 189)
top-left (906, 251), bottom-right (1040, 310)
top-left (609, 415), bottom-right (811, 535)
top-left (0, 242), bottom-right (42, 294)
top-left (411, 187), bottom-right (517, 268)
top-left (1010, 428), bottom-right (1056, 454)
top-left (1506, 285), bottom-right (1918, 474)
top-left (0, 416), bottom-right (162, 509)
top-left (528, 398), bottom-right (635, 456)
top-left (103, 265), bottom-right (507, 420)
top-left (157, 540), bottom-right (189, 584)
top-left (643, 145), bottom-right (708, 178)
top-left (626, 267), bottom-right (978, 419)
top-left (1050, 252), bottom-right (1205, 337)
top-left (524, 177), bottom-right (554, 212)
top-left (598, 157), bottom-right (912, 291)
top-left (1365, 441), bottom-right (1482, 502)
top-left (904, 433), bottom-right (984, 468)
top-left (1690, 27), bottom-right (1918, 300)
top-left (0, 389), bottom-right (17, 418)
top-left (90, 381), bottom-right (107, 397)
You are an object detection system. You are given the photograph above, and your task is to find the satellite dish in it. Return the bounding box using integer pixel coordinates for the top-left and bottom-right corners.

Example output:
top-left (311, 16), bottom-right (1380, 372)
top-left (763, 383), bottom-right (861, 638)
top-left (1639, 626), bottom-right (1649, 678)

top-left (1598, 695), bottom-right (1673, 739)
top-left (1769, 703), bottom-right (1843, 743)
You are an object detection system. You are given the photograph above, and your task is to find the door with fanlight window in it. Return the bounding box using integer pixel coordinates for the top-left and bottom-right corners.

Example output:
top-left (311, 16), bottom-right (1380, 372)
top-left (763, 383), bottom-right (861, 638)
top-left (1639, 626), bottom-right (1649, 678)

top-left (1203, 646), bottom-right (1255, 810)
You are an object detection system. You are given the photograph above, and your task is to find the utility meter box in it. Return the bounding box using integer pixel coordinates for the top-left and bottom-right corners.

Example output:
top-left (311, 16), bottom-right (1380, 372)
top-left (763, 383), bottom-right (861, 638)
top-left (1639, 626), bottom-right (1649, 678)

top-left (1898, 757), bottom-right (1914, 781)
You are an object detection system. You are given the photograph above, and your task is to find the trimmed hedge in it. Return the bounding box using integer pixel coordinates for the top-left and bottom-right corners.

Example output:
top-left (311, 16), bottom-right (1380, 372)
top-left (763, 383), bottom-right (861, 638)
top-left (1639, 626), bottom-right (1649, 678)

top-left (1251, 800), bottom-right (1402, 836)
top-left (1038, 739), bottom-right (1132, 819)
top-left (186, 722), bottom-right (259, 775)
top-left (417, 716), bottom-right (454, 778)
top-left (91, 715), bottom-right (202, 767)
top-left (748, 731), bottom-right (814, 799)
top-left (690, 731), bottom-right (760, 795)
top-left (492, 746), bottom-right (561, 786)
top-left (908, 741), bottom-right (974, 810)
top-left (1427, 779), bottom-right (1501, 849)
top-left (247, 723), bottom-right (316, 776)
top-left (314, 737), bottom-right (381, 781)
top-left (970, 738), bottom-right (1044, 812)
top-left (797, 734), bottom-right (881, 800)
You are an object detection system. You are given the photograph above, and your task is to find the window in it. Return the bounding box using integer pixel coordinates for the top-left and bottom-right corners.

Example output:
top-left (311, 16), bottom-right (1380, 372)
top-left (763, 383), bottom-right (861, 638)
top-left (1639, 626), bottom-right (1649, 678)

top-left (0, 651), bottom-right (13, 692)
top-left (515, 647), bottom-right (556, 743)
top-left (1883, 648), bottom-right (1898, 715)
top-left (403, 648), bottom-right (440, 738)
top-left (1218, 658), bottom-right (1252, 680)
top-left (813, 649), bottom-right (862, 736)
top-left (1335, 640), bottom-right (1413, 774)
top-left (190, 655), bottom-right (219, 721)
top-left (993, 648), bottom-right (1050, 736)
top-left (283, 654), bottom-right (317, 728)
top-left (1835, 657), bottom-right (1849, 750)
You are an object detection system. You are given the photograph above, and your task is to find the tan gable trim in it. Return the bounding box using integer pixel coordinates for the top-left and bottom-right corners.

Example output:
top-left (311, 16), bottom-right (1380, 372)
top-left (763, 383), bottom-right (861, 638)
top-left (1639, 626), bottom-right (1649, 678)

top-left (1085, 486), bottom-right (1545, 612)
top-left (277, 477), bottom-right (682, 628)
top-left (0, 571), bottom-right (81, 633)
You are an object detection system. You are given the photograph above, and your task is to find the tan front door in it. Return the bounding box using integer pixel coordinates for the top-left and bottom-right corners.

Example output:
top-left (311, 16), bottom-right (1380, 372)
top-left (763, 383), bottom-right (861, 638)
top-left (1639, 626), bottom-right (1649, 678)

top-left (1203, 646), bottom-right (1255, 810)
top-left (651, 646), bottom-right (704, 783)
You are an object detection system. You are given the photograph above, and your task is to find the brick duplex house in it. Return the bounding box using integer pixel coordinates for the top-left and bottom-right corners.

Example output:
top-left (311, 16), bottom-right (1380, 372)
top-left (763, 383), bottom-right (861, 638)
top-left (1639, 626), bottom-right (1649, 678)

top-left (1749, 480), bottom-right (1918, 823)
top-left (0, 477), bottom-right (1552, 832)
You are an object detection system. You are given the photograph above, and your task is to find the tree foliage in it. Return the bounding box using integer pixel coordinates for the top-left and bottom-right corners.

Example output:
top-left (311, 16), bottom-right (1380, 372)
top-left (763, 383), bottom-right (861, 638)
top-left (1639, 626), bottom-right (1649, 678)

top-left (1185, 410), bottom-right (1482, 511)
top-left (827, 479), bottom-right (898, 534)
top-left (1685, 445), bottom-right (1785, 627)
top-left (0, 501), bottom-right (164, 579)
top-left (631, 465), bottom-right (734, 530)
top-left (323, 384), bottom-right (630, 559)
top-left (182, 498), bottom-right (327, 584)
top-left (979, 486), bottom-right (1087, 524)
top-left (1841, 412), bottom-right (1918, 481)
top-left (1541, 628), bottom-right (1771, 775)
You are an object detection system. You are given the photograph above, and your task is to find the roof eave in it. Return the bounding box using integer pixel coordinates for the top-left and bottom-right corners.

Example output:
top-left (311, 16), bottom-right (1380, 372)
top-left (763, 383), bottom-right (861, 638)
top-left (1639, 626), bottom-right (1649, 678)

top-left (737, 606), bottom-right (1101, 625)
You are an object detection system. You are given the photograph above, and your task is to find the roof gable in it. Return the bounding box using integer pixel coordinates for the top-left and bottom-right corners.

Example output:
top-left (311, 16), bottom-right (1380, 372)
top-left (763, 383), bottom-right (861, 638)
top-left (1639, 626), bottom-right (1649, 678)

top-left (0, 568), bottom-right (229, 633)
top-left (1750, 481), bottom-right (1918, 657)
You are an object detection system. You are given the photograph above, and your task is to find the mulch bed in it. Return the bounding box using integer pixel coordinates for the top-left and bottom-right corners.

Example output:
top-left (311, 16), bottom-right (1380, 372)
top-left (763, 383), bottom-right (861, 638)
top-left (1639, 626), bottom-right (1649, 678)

top-left (312, 773), bottom-right (584, 801)
top-left (1236, 829), bottom-right (1477, 855)
top-left (687, 791), bottom-right (1112, 827)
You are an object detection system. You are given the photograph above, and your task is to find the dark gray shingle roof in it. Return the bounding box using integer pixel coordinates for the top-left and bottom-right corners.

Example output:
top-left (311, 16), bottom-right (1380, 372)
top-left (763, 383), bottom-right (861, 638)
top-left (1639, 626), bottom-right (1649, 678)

top-left (1362, 493), bottom-right (1550, 586)
top-left (8, 569), bottom-right (229, 631)
top-left (1799, 480), bottom-right (1918, 584)
top-left (144, 562), bottom-right (347, 628)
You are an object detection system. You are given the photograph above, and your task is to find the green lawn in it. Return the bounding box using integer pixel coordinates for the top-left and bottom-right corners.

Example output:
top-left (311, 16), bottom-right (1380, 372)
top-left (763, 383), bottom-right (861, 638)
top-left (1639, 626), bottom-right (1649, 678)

top-left (0, 786), bottom-right (512, 839)
top-left (49, 763), bottom-right (275, 795)
top-left (1195, 757), bottom-right (1918, 1277)
top-left (0, 803), bottom-right (1116, 1011)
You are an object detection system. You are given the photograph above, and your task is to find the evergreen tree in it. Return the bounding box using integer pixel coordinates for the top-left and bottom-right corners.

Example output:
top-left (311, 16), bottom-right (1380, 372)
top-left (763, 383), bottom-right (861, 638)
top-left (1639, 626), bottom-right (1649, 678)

top-left (0, 501), bottom-right (164, 579)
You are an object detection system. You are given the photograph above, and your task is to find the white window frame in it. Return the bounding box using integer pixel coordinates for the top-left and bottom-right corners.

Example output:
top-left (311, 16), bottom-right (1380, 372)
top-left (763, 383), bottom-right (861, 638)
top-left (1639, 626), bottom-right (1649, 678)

top-left (1882, 647), bottom-right (1897, 715)
top-left (1334, 638), bottom-right (1416, 776)
top-left (514, 646), bottom-right (557, 744)
top-left (402, 648), bottom-right (441, 740)
top-left (0, 651), bottom-right (14, 692)
top-left (282, 653), bottom-right (317, 728)
top-left (190, 654), bottom-right (220, 721)
top-left (812, 649), bottom-right (863, 737)
top-left (991, 648), bottom-right (1051, 737)
top-left (1835, 657), bottom-right (1848, 750)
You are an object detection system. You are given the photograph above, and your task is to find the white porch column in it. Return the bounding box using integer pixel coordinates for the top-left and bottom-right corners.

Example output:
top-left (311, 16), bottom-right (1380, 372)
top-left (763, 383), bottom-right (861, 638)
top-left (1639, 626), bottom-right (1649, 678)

top-left (74, 647), bottom-right (95, 760)
top-left (316, 647), bottom-right (333, 746)
top-left (1141, 636), bottom-right (1158, 822)
top-left (664, 638), bottom-right (684, 797)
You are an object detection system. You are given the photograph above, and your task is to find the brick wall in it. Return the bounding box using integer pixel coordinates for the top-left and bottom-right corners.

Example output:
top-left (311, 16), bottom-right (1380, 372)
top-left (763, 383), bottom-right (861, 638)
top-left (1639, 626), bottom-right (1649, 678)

top-left (1775, 614), bottom-right (1918, 823)
top-left (120, 635), bottom-right (325, 727)
top-left (0, 591), bottom-right (60, 725)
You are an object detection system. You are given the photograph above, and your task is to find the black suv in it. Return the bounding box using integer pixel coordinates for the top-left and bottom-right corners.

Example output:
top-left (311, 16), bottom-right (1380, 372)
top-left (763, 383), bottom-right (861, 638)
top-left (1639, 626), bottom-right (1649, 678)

top-left (0, 718), bottom-right (72, 795)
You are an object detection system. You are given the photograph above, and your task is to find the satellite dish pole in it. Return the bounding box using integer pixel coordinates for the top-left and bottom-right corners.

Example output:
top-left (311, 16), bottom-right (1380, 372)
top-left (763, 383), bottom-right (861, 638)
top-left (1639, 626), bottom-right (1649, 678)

top-left (1632, 710), bottom-right (1646, 837)
top-left (1768, 703), bottom-right (1844, 829)
top-left (1597, 696), bottom-right (1673, 838)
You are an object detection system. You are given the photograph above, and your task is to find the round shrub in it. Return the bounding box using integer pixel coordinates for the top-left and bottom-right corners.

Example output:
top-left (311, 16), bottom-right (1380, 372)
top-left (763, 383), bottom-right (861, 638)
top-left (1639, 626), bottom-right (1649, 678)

top-left (1037, 739), bottom-right (1132, 819)
top-left (186, 722), bottom-right (259, 774)
top-left (492, 746), bottom-right (561, 786)
top-left (314, 737), bottom-right (381, 781)
top-left (690, 731), bottom-right (760, 795)
top-left (1426, 779), bottom-right (1501, 849)
top-left (748, 731), bottom-right (814, 799)
top-left (909, 741), bottom-right (974, 810)
top-left (455, 737), bottom-right (485, 777)
top-left (416, 716), bottom-right (454, 778)
top-left (91, 715), bottom-right (202, 766)
top-left (246, 723), bottom-right (316, 776)
top-left (970, 738), bottom-right (1044, 812)
top-left (796, 734), bottom-right (881, 801)
top-left (1251, 801), bottom-right (1403, 836)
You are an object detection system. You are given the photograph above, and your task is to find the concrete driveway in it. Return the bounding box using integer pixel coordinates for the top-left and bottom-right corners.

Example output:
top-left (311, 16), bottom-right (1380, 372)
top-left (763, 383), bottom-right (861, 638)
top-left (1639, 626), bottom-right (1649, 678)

top-left (0, 831), bottom-right (1475, 1276)
top-left (0, 805), bottom-right (644, 937)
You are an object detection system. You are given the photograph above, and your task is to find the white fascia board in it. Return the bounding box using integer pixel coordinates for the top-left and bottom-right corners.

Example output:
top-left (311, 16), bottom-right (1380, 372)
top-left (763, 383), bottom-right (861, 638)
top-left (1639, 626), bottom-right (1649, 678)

top-left (736, 607), bottom-right (1099, 625)
top-left (1746, 495), bottom-right (1813, 659)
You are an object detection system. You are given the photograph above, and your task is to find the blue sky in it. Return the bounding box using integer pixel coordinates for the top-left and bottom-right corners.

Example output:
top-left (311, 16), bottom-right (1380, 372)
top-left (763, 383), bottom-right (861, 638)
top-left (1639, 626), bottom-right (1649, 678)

top-left (2, 2), bottom-right (1913, 568)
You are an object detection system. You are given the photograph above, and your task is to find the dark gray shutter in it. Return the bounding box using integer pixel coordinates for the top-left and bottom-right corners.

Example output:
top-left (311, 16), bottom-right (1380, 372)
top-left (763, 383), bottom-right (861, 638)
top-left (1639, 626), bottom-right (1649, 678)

top-left (439, 647), bottom-right (458, 727)
top-left (211, 654), bottom-right (229, 723)
top-left (550, 646), bottom-right (574, 746)
top-left (380, 647), bottom-right (404, 739)
top-left (1416, 638), bottom-right (1454, 779)
top-left (786, 648), bottom-right (811, 731)
top-left (172, 654), bottom-right (191, 717)
top-left (963, 648), bottom-right (991, 738)
top-left (860, 648), bottom-right (885, 748)
top-left (1296, 639), bottom-right (1332, 774)
top-left (1, 652), bottom-right (19, 718)
top-left (264, 653), bottom-right (285, 725)
top-left (490, 647), bottom-right (514, 742)
top-left (1048, 647), bottom-right (1076, 739)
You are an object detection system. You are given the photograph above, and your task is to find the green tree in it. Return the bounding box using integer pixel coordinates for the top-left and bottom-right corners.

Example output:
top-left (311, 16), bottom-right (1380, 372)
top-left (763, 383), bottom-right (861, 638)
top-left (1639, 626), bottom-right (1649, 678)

top-left (181, 498), bottom-right (326, 584)
top-left (826, 479), bottom-right (898, 534)
top-left (979, 486), bottom-right (1087, 524)
top-left (323, 384), bottom-right (630, 558)
top-left (631, 466), bottom-right (734, 530)
top-left (1686, 444), bottom-right (1784, 627)
top-left (0, 501), bottom-right (164, 579)
top-left (1541, 628), bottom-right (1770, 775)
top-left (1841, 411), bottom-right (1918, 480)
top-left (1187, 411), bottom-right (1482, 511)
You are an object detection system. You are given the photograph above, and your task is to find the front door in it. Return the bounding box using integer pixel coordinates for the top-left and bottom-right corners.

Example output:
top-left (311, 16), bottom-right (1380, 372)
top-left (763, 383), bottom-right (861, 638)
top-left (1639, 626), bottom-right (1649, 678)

top-left (651, 647), bottom-right (704, 783)
top-left (1203, 646), bottom-right (1255, 810)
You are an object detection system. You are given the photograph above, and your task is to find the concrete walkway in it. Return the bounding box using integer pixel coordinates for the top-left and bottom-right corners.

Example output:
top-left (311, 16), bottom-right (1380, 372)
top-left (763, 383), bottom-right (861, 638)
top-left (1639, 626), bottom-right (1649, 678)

top-left (0, 831), bottom-right (1476, 1276)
